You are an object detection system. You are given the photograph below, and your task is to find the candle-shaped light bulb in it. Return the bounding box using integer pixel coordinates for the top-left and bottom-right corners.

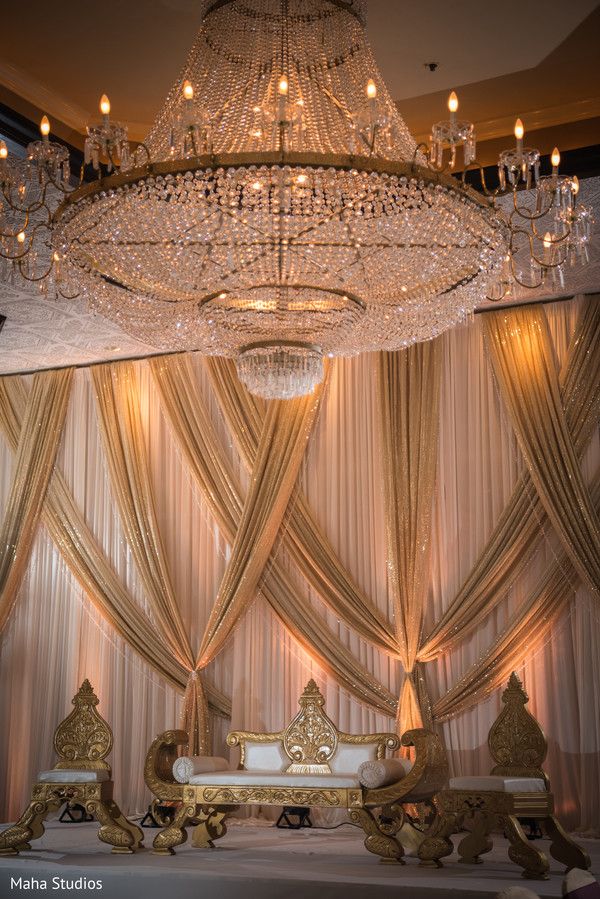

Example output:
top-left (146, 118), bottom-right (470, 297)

top-left (543, 231), bottom-right (552, 249)
top-left (366, 79), bottom-right (377, 100)
top-left (514, 118), bottom-right (524, 141)
top-left (551, 146), bottom-right (560, 176)
top-left (17, 230), bottom-right (25, 243)
top-left (448, 91), bottom-right (458, 113)
top-left (572, 175), bottom-right (580, 196)
top-left (278, 76), bottom-right (289, 96)
top-left (99, 94), bottom-right (111, 116)
top-left (0, 140), bottom-right (7, 159)
top-left (182, 80), bottom-right (194, 101)
top-left (40, 115), bottom-right (50, 138)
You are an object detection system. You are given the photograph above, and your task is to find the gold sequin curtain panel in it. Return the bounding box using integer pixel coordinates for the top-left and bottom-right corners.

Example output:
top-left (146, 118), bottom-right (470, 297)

top-left (420, 295), bottom-right (600, 662)
top-left (204, 357), bottom-right (398, 654)
top-left (376, 342), bottom-right (442, 735)
top-left (0, 369), bottom-right (73, 631)
top-left (151, 355), bottom-right (397, 716)
top-left (484, 304), bottom-right (600, 597)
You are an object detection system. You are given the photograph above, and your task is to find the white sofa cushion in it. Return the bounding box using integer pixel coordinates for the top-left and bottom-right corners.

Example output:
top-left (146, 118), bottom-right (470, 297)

top-left (172, 755), bottom-right (230, 784)
top-left (449, 775), bottom-right (546, 793)
top-left (330, 742), bottom-right (378, 774)
top-left (358, 757), bottom-right (412, 789)
top-left (189, 771), bottom-right (360, 788)
top-left (244, 740), bottom-right (289, 772)
top-left (38, 769), bottom-right (110, 783)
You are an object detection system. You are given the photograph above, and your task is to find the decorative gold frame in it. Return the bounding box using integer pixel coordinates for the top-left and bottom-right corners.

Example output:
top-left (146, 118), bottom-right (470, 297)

top-left (0, 681), bottom-right (143, 856)
top-left (146, 680), bottom-right (450, 865)
top-left (437, 673), bottom-right (591, 880)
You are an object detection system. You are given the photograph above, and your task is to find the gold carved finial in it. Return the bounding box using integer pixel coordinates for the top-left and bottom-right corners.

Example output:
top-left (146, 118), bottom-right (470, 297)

top-left (53, 680), bottom-right (113, 772)
top-left (283, 680), bottom-right (338, 774)
top-left (489, 672), bottom-right (548, 784)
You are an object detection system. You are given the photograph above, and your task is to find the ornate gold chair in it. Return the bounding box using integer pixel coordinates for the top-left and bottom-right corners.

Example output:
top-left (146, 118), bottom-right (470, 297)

top-left (437, 673), bottom-right (591, 880)
top-left (146, 679), bottom-right (451, 866)
top-left (0, 680), bottom-right (143, 855)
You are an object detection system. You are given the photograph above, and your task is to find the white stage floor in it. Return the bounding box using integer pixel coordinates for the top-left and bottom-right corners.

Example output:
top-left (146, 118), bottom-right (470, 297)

top-left (0, 818), bottom-right (598, 899)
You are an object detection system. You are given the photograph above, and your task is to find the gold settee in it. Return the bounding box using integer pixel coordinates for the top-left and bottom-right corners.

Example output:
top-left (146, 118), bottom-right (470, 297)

top-left (145, 679), bottom-right (451, 864)
top-left (0, 680), bottom-right (143, 855)
top-left (437, 672), bottom-right (591, 880)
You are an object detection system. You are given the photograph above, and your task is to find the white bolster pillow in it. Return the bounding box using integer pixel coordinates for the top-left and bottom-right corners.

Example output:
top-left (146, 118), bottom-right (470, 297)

top-left (172, 755), bottom-right (230, 784)
top-left (358, 757), bottom-right (412, 789)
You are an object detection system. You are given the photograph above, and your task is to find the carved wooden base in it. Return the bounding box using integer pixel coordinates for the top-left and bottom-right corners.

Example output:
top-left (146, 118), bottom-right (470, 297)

top-left (152, 802), bottom-right (229, 855)
top-left (438, 790), bottom-right (592, 881)
top-left (349, 808), bottom-right (405, 863)
top-left (0, 782), bottom-right (143, 856)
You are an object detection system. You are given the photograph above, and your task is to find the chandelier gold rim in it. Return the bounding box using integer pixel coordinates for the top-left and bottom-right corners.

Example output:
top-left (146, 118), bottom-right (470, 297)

top-left (239, 340), bottom-right (324, 354)
top-left (54, 151), bottom-right (495, 223)
top-left (201, 283), bottom-right (367, 311)
top-left (202, 0), bottom-right (364, 23)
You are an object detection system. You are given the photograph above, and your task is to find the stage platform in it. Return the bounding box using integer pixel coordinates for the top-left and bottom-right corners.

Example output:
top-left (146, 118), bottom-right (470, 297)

top-left (0, 818), bottom-right (598, 899)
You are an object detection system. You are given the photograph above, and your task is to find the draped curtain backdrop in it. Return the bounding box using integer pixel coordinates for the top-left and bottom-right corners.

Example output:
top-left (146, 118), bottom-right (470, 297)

top-left (0, 294), bottom-right (598, 833)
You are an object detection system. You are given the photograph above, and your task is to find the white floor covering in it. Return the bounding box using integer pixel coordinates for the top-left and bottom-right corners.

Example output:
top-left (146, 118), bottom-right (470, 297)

top-left (0, 818), bottom-right (598, 899)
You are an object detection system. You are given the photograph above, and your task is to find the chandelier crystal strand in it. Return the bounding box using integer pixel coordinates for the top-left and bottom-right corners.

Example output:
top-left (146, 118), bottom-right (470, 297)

top-left (0, 0), bottom-right (593, 398)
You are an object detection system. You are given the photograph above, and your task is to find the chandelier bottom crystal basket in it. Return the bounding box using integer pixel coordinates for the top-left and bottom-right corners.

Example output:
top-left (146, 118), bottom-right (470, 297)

top-left (0, 0), bottom-right (594, 399)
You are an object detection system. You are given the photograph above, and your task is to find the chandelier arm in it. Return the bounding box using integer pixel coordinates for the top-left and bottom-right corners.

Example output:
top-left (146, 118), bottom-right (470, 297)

top-left (0, 220), bottom-right (52, 260)
top-left (0, 210), bottom-right (30, 240)
top-left (510, 189), bottom-right (554, 222)
top-left (1, 181), bottom-right (52, 218)
top-left (529, 218), bottom-right (572, 246)
top-left (17, 254), bottom-right (56, 282)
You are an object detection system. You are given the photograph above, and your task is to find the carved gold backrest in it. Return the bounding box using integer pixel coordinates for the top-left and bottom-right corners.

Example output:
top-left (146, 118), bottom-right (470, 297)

top-left (283, 679), bottom-right (339, 774)
top-left (53, 680), bottom-right (113, 772)
top-left (488, 672), bottom-right (549, 786)
top-left (227, 680), bottom-right (400, 771)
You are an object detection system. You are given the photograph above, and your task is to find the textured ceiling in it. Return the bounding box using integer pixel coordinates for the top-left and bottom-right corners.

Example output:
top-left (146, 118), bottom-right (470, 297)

top-left (0, 178), bottom-right (598, 376)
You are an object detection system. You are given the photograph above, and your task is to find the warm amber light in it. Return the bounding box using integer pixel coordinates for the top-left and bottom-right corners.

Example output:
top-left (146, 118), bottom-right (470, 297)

top-left (543, 231), bottom-right (552, 249)
top-left (296, 173), bottom-right (308, 184)
top-left (366, 79), bottom-right (377, 99)
top-left (99, 94), bottom-right (111, 116)
top-left (572, 175), bottom-right (580, 195)
top-left (0, 140), bottom-right (7, 159)
top-left (278, 76), bottom-right (289, 96)
top-left (17, 231), bottom-right (25, 243)
top-left (514, 118), bottom-right (524, 140)
top-left (40, 115), bottom-right (51, 137)
top-left (182, 80), bottom-right (194, 101)
top-left (447, 91), bottom-right (458, 113)
top-left (551, 147), bottom-right (560, 168)
top-left (53, 251), bottom-right (61, 262)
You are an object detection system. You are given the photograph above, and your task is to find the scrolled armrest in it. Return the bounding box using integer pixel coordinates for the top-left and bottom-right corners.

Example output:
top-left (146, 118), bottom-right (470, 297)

top-left (144, 729), bottom-right (189, 801)
top-left (362, 728), bottom-right (448, 807)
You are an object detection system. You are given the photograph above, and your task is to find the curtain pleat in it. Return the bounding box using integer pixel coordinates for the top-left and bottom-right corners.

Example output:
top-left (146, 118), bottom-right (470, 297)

top-left (485, 305), bottom-right (600, 597)
top-left (205, 357), bottom-right (397, 654)
top-left (421, 295), bottom-right (600, 660)
top-left (376, 342), bottom-right (442, 733)
top-left (0, 370), bottom-right (73, 631)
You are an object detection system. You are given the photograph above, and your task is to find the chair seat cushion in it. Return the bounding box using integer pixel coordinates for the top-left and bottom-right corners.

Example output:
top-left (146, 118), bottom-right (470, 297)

top-left (189, 771), bottom-right (360, 788)
top-left (449, 775), bottom-right (546, 793)
top-left (38, 769), bottom-right (110, 783)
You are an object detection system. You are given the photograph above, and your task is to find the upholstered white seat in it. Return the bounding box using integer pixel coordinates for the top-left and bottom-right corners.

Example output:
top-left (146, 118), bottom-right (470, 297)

top-left (38, 769), bottom-right (111, 783)
top-left (188, 771), bottom-right (360, 788)
top-left (449, 775), bottom-right (546, 792)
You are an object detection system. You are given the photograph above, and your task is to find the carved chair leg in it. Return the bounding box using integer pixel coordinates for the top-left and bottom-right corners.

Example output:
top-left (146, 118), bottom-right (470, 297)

top-left (152, 802), bottom-right (198, 856)
top-left (457, 810), bottom-right (493, 865)
top-left (0, 799), bottom-right (55, 856)
top-left (106, 801), bottom-right (144, 850)
top-left (349, 808), bottom-right (405, 864)
top-left (191, 806), bottom-right (228, 848)
top-left (502, 813), bottom-right (550, 880)
top-left (543, 815), bottom-right (591, 872)
top-left (89, 799), bottom-right (139, 854)
top-left (418, 809), bottom-right (458, 868)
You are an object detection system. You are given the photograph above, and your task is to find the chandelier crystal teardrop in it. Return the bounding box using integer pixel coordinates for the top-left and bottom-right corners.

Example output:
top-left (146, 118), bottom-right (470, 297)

top-left (0, 0), bottom-right (594, 399)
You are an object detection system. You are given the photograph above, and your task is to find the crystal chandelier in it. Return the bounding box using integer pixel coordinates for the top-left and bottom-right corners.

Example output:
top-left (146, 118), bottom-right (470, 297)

top-left (0, 0), bottom-right (594, 399)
